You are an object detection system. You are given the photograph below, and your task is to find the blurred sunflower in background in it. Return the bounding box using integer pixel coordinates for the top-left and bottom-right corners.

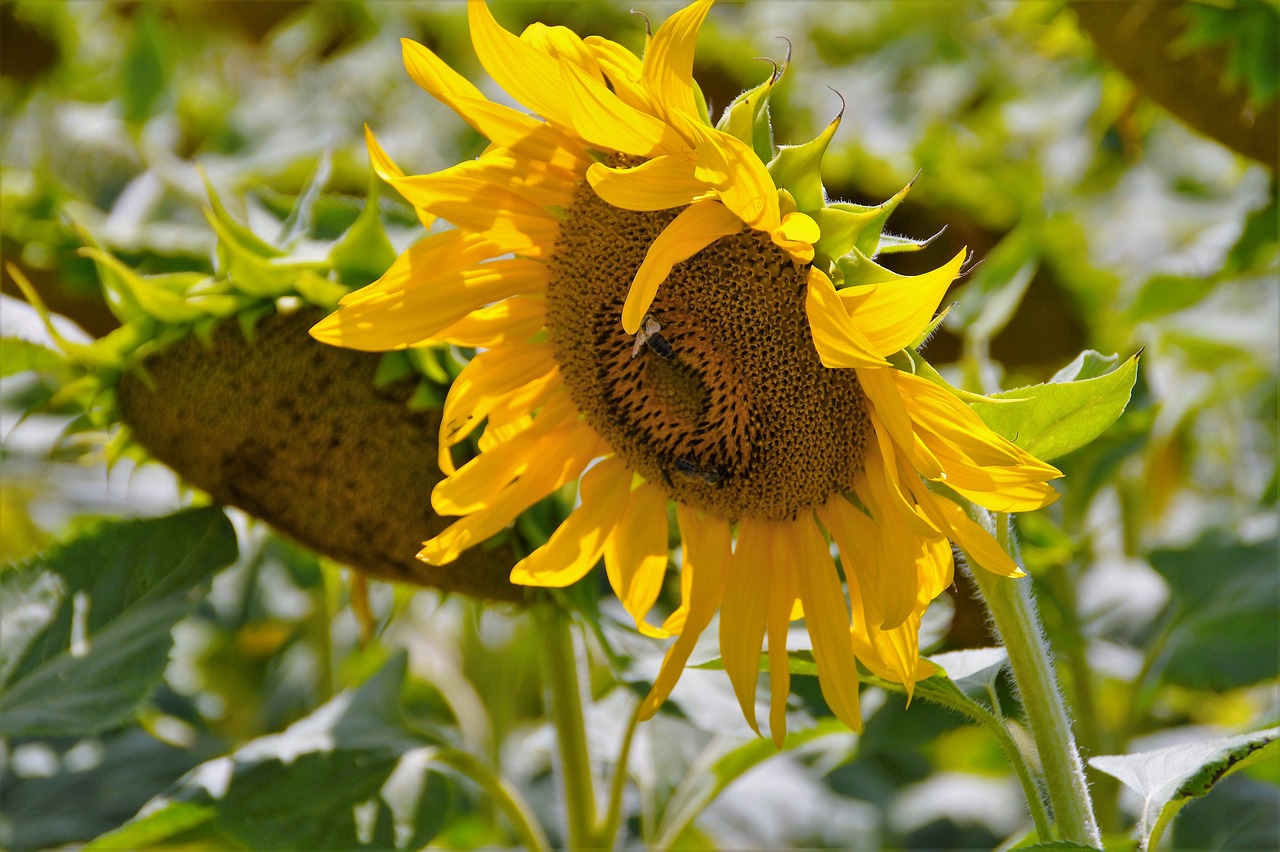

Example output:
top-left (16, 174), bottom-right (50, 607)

top-left (312, 0), bottom-right (1062, 745)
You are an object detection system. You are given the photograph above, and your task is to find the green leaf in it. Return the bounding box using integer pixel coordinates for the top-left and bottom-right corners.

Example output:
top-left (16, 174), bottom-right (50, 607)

top-left (1147, 533), bottom-right (1280, 690)
top-left (133, 653), bottom-right (455, 851)
top-left (120, 8), bottom-right (168, 126)
top-left (0, 507), bottom-right (237, 737)
top-left (1125, 274), bottom-right (1218, 321)
top-left (1050, 349), bottom-right (1120, 382)
top-left (84, 802), bottom-right (218, 852)
top-left (0, 335), bottom-right (66, 377)
top-left (1090, 727), bottom-right (1280, 852)
top-left (768, 114), bottom-right (840, 212)
top-left (969, 353), bottom-right (1139, 462)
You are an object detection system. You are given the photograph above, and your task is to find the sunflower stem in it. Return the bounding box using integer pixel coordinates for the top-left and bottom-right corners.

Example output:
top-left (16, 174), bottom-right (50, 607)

top-left (967, 510), bottom-right (1102, 847)
top-left (537, 603), bottom-right (598, 851)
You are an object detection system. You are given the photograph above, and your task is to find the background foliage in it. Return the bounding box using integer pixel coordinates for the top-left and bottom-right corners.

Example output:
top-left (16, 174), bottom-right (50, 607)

top-left (2, 1), bottom-right (1276, 849)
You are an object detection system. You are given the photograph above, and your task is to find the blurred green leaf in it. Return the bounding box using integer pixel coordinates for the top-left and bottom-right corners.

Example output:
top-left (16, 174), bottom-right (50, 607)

top-left (1126, 274), bottom-right (1217, 321)
top-left (970, 353), bottom-right (1139, 462)
top-left (0, 336), bottom-right (66, 377)
top-left (0, 507), bottom-right (237, 737)
top-left (84, 802), bottom-right (220, 852)
top-left (128, 653), bottom-right (455, 851)
top-left (120, 8), bottom-right (168, 126)
top-left (1090, 727), bottom-right (1279, 852)
top-left (1147, 533), bottom-right (1280, 690)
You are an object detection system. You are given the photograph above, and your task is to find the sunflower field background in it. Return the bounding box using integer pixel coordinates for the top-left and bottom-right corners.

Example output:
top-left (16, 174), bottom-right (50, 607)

top-left (1, 2), bottom-right (1277, 850)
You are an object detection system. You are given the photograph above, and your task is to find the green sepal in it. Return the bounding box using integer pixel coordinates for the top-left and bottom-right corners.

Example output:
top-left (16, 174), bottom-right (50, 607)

top-left (201, 170), bottom-right (283, 259)
top-left (716, 73), bottom-right (777, 163)
top-left (767, 113), bottom-right (840, 212)
top-left (328, 173), bottom-right (397, 288)
top-left (407, 379), bottom-right (445, 411)
top-left (373, 351), bottom-right (413, 388)
top-left (206, 208), bottom-right (330, 299)
top-left (235, 303), bottom-right (276, 344)
top-left (408, 346), bottom-right (452, 385)
top-left (80, 248), bottom-right (219, 325)
top-left (294, 269), bottom-right (349, 311)
top-left (878, 229), bottom-right (944, 255)
top-left (833, 247), bottom-right (904, 288)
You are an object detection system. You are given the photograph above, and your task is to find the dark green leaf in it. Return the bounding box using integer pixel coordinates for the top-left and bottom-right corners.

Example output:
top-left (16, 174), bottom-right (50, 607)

top-left (970, 353), bottom-right (1139, 461)
top-left (133, 653), bottom-right (453, 851)
top-left (1148, 533), bottom-right (1280, 689)
top-left (0, 507), bottom-right (237, 736)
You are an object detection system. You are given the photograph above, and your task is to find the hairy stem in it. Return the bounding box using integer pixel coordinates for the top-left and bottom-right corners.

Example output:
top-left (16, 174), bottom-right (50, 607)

top-left (968, 510), bottom-right (1101, 846)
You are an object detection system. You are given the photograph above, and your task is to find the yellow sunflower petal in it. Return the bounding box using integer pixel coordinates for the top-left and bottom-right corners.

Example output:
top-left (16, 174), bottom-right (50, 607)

top-left (584, 35), bottom-right (652, 111)
top-left (440, 342), bottom-right (559, 451)
top-left (687, 122), bottom-right (780, 231)
top-left (719, 519), bottom-right (773, 734)
top-left (904, 480), bottom-right (1023, 578)
top-left (840, 249), bottom-right (967, 356)
top-left (419, 422), bottom-right (602, 565)
top-left (400, 40), bottom-right (586, 172)
top-left (640, 506), bottom-right (731, 720)
top-left (866, 416), bottom-right (942, 539)
top-left (771, 211), bottom-right (820, 265)
top-left (510, 456), bottom-right (632, 586)
top-left (766, 525), bottom-right (798, 747)
top-left (376, 160), bottom-right (561, 255)
top-left (641, 0), bottom-right (714, 122)
top-left (433, 398), bottom-right (574, 516)
top-left (604, 481), bottom-right (670, 629)
top-left (586, 156), bottom-right (708, 212)
top-left (520, 22), bottom-right (603, 80)
top-left (468, 0), bottom-right (678, 156)
top-left (793, 516), bottom-right (863, 734)
top-left (858, 366), bottom-right (944, 480)
top-left (805, 268), bottom-right (891, 369)
top-left (312, 247), bottom-right (544, 352)
top-left (624, 199), bottom-right (742, 333)
top-left (429, 296), bottom-right (546, 348)
top-left (859, 451), bottom-right (926, 630)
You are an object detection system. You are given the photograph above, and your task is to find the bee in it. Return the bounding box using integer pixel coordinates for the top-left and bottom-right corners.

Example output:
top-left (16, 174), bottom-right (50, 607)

top-left (631, 313), bottom-right (675, 360)
top-left (673, 457), bottom-right (730, 485)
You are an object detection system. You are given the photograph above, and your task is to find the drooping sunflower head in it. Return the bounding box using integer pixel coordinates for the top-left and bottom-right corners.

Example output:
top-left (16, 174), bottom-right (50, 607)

top-left (312, 0), bottom-right (1063, 744)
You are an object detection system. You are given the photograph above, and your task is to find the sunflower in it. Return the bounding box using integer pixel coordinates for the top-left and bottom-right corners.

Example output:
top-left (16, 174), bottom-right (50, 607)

top-left (312, 0), bottom-right (1062, 745)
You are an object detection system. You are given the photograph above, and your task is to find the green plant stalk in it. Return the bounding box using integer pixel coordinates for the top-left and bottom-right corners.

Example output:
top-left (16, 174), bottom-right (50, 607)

top-left (537, 604), bottom-right (598, 851)
top-left (968, 510), bottom-right (1102, 846)
top-left (432, 748), bottom-right (552, 852)
top-left (593, 694), bottom-right (644, 848)
top-left (906, 680), bottom-right (1054, 841)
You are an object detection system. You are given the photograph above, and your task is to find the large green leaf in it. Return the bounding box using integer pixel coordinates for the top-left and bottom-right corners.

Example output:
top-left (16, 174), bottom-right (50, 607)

top-left (102, 654), bottom-right (456, 851)
top-left (1147, 533), bottom-right (1280, 690)
top-left (1090, 727), bottom-right (1279, 852)
top-left (0, 507), bottom-right (237, 737)
top-left (970, 352), bottom-right (1139, 462)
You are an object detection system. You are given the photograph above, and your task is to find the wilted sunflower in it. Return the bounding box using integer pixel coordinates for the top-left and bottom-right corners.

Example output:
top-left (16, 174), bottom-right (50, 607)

top-left (312, 0), bottom-right (1061, 744)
